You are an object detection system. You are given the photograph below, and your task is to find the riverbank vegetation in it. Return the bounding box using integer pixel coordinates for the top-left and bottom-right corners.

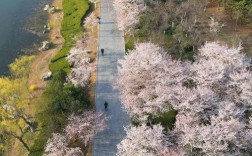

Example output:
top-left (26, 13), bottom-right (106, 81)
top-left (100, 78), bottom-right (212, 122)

top-left (0, 57), bottom-right (90, 156)
top-left (29, 69), bottom-right (90, 156)
top-left (1, 0), bottom-right (91, 155)
top-left (49, 0), bottom-right (89, 73)
top-left (30, 0), bottom-right (91, 155)
top-left (0, 56), bottom-right (35, 155)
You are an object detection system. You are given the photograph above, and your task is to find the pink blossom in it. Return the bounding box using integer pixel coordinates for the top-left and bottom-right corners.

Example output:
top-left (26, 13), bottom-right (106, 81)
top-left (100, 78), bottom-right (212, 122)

top-left (65, 111), bottom-right (108, 146)
top-left (113, 0), bottom-right (146, 31)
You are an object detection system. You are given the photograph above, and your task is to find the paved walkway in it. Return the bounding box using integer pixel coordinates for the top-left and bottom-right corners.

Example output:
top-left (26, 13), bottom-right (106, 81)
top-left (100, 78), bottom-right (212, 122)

top-left (92, 0), bottom-right (130, 155)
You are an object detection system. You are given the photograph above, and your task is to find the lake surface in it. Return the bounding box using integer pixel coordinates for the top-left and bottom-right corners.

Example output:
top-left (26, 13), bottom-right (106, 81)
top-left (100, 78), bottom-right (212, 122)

top-left (0, 0), bottom-right (48, 75)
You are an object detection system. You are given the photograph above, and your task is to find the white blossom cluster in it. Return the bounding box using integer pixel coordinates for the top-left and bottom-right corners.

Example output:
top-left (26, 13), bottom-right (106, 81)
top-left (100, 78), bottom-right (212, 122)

top-left (116, 42), bottom-right (188, 121)
top-left (44, 111), bottom-right (108, 156)
top-left (44, 133), bottom-right (83, 156)
top-left (116, 42), bottom-right (252, 155)
top-left (209, 17), bottom-right (225, 32)
top-left (117, 124), bottom-right (186, 156)
top-left (83, 12), bottom-right (99, 28)
top-left (66, 111), bottom-right (108, 146)
top-left (113, 0), bottom-right (146, 31)
top-left (66, 47), bottom-right (92, 87)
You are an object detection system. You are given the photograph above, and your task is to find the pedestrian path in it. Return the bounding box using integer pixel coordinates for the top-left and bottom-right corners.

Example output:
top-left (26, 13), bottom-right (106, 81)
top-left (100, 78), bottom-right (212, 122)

top-left (92, 0), bottom-right (130, 155)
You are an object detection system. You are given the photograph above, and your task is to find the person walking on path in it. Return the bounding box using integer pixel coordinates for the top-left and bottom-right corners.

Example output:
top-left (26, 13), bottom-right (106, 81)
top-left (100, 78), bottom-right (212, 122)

top-left (101, 48), bottom-right (104, 56)
top-left (97, 16), bottom-right (101, 24)
top-left (104, 101), bottom-right (108, 110)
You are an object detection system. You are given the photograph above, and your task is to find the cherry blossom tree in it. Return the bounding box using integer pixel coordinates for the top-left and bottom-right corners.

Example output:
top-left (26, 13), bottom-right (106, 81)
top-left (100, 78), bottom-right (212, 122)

top-left (117, 41), bottom-right (252, 155)
top-left (189, 42), bottom-right (252, 117)
top-left (190, 42), bottom-right (250, 87)
top-left (66, 47), bottom-right (92, 87)
top-left (116, 42), bottom-right (188, 121)
top-left (113, 0), bottom-right (146, 31)
top-left (65, 111), bottom-right (108, 146)
top-left (173, 42), bottom-right (252, 155)
top-left (226, 68), bottom-right (252, 106)
top-left (45, 111), bottom-right (108, 155)
top-left (83, 13), bottom-right (99, 32)
top-left (68, 66), bottom-right (91, 87)
top-left (117, 124), bottom-right (185, 156)
top-left (84, 13), bottom-right (99, 27)
top-left (44, 133), bottom-right (83, 156)
top-left (66, 48), bottom-right (89, 67)
top-left (175, 100), bottom-right (252, 155)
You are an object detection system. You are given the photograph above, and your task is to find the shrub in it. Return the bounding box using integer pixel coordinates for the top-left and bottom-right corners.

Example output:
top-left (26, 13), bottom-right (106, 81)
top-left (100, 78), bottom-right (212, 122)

top-left (29, 70), bottom-right (89, 156)
top-left (51, 46), bottom-right (70, 62)
top-left (125, 40), bottom-right (134, 52)
top-left (49, 58), bottom-right (70, 73)
top-left (222, 0), bottom-right (252, 23)
top-left (45, 70), bottom-right (89, 113)
top-left (150, 110), bottom-right (177, 131)
top-left (9, 55), bottom-right (35, 78)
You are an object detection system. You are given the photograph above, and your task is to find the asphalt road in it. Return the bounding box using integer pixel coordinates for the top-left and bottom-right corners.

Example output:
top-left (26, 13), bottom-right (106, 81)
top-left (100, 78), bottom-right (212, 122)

top-left (92, 0), bottom-right (130, 155)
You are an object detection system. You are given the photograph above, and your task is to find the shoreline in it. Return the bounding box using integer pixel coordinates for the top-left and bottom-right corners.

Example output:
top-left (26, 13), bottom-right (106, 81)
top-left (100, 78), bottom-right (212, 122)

top-left (28, 0), bottom-right (64, 90)
top-left (0, 0), bottom-right (47, 76)
top-left (7, 0), bottom-right (64, 155)
top-left (6, 0), bottom-right (99, 155)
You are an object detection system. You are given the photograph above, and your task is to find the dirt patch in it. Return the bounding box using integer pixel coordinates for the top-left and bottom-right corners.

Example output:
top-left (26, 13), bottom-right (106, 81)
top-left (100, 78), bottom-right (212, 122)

top-left (86, 23), bottom-right (98, 107)
top-left (28, 0), bottom-right (64, 92)
top-left (206, 2), bottom-right (252, 56)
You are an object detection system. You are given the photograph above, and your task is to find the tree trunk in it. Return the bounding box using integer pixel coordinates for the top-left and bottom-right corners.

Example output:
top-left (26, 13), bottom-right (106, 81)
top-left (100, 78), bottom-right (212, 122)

top-left (16, 136), bottom-right (30, 152)
top-left (20, 115), bottom-right (34, 132)
top-left (8, 133), bottom-right (31, 153)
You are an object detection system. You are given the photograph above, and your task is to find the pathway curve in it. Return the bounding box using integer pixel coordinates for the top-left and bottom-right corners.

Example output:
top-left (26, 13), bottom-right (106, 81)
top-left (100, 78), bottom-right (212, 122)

top-left (92, 0), bottom-right (130, 155)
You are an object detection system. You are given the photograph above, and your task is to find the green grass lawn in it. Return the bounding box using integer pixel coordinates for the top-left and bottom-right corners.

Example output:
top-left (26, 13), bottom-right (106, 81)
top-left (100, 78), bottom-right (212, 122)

top-left (49, 0), bottom-right (89, 73)
top-left (50, 56), bottom-right (70, 73)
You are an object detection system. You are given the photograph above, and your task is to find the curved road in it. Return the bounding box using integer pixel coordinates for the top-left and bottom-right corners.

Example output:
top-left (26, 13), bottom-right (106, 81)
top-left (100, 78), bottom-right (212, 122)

top-left (92, 0), bottom-right (130, 155)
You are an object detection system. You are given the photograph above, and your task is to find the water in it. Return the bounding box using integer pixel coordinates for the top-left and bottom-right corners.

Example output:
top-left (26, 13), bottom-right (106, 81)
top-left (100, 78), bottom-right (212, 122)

top-left (0, 0), bottom-right (48, 75)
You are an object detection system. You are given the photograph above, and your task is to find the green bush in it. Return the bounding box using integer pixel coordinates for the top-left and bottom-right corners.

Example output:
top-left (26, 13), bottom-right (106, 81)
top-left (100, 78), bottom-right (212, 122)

top-left (29, 112), bottom-right (66, 156)
top-left (50, 0), bottom-right (89, 73)
top-left (49, 57), bottom-right (70, 73)
top-left (151, 110), bottom-right (177, 131)
top-left (222, 0), bottom-right (252, 23)
top-left (45, 70), bottom-right (89, 113)
top-left (29, 70), bottom-right (89, 156)
top-left (29, 1), bottom-right (90, 155)
top-left (9, 55), bottom-right (35, 78)
top-left (125, 40), bottom-right (135, 52)
top-left (51, 46), bottom-right (70, 62)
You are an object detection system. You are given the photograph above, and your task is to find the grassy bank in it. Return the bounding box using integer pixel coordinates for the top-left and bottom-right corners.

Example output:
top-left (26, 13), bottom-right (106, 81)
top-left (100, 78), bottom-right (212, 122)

top-left (28, 0), bottom-right (90, 155)
top-left (49, 0), bottom-right (89, 73)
